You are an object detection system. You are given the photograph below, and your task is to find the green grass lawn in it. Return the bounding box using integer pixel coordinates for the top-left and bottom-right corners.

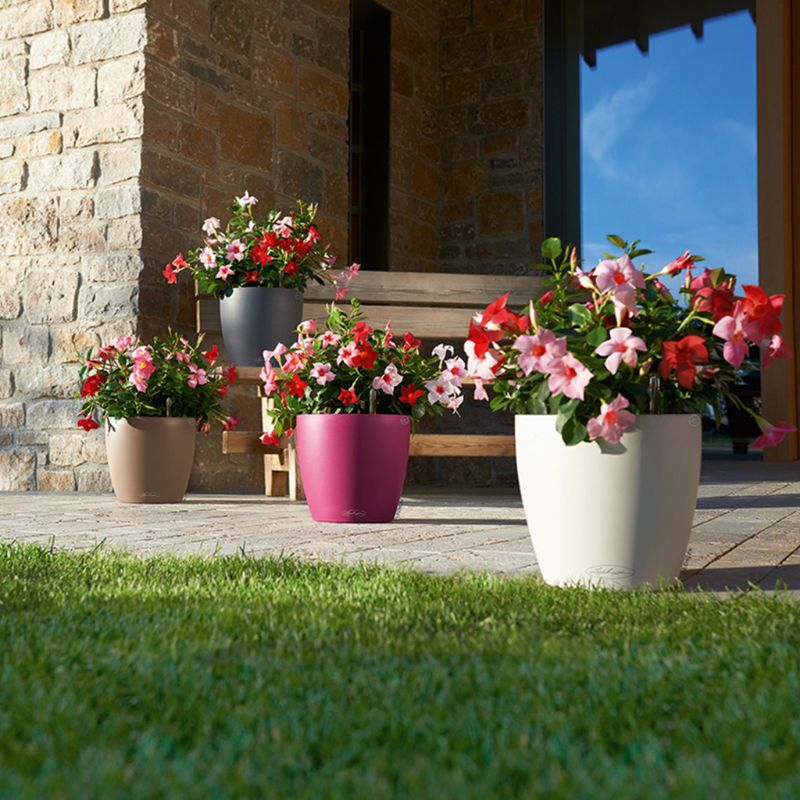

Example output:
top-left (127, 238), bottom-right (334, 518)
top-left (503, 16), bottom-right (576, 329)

top-left (2, 543), bottom-right (799, 799)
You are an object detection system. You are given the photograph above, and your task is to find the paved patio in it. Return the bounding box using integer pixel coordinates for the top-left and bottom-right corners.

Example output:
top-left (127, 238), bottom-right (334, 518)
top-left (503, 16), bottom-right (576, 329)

top-left (2, 457), bottom-right (799, 592)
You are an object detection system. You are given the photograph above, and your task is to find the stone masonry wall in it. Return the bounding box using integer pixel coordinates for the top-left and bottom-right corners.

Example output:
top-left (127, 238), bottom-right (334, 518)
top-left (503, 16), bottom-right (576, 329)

top-left (438, 0), bottom-right (543, 276)
top-left (0, 0), bottom-right (145, 492)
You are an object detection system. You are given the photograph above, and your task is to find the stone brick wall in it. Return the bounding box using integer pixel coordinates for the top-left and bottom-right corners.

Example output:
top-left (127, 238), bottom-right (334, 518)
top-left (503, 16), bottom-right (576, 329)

top-left (0, 0), bottom-right (545, 493)
top-left (0, 0), bottom-right (145, 491)
top-left (438, 0), bottom-right (543, 276)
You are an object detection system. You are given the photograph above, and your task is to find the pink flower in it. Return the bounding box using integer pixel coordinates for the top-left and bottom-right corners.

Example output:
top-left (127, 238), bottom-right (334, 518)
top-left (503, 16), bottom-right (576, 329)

top-left (587, 394), bottom-right (637, 445)
top-left (226, 239), bottom-right (246, 261)
top-left (260, 365), bottom-right (279, 396)
top-left (446, 394), bottom-right (464, 411)
top-left (594, 256), bottom-right (646, 293)
top-left (319, 331), bottom-right (341, 348)
top-left (187, 363), bottom-right (208, 388)
top-left (199, 247), bottom-right (216, 268)
top-left (263, 343), bottom-right (288, 365)
top-left (712, 302), bottom-right (751, 369)
top-left (751, 420), bottom-right (796, 449)
top-left (336, 341), bottom-right (359, 367)
top-left (512, 329), bottom-right (566, 376)
top-left (273, 215), bottom-right (293, 237)
top-left (332, 262), bottom-right (361, 300)
top-left (129, 346), bottom-right (156, 393)
top-left (216, 263), bottom-right (235, 280)
top-left (594, 327), bottom-right (647, 374)
top-left (425, 375), bottom-right (453, 405)
top-left (372, 363), bottom-right (403, 395)
top-left (594, 256), bottom-right (645, 321)
top-left (309, 361), bottom-right (336, 385)
top-left (236, 191), bottom-right (258, 207)
top-left (547, 353), bottom-right (593, 400)
top-left (110, 336), bottom-right (132, 352)
top-left (442, 357), bottom-right (467, 386)
top-left (223, 416), bottom-right (240, 431)
top-left (433, 343), bottom-right (454, 361)
top-left (473, 378), bottom-right (489, 401)
top-left (282, 349), bottom-right (307, 373)
top-left (298, 319), bottom-right (317, 336)
top-left (762, 334), bottom-right (791, 369)
top-left (202, 216), bottom-right (221, 236)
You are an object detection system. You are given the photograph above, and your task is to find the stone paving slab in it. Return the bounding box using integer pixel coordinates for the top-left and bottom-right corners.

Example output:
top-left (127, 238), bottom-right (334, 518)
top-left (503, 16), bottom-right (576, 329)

top-left (1, 459), bottom-right (799, 592)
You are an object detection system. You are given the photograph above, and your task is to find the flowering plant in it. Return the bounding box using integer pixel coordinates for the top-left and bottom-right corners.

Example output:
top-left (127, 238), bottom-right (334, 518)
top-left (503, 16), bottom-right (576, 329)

top-left (162, 192), bottom-right (359, 299)
top-left (76, 332), bottom-right (239, 432)
top-left (261, 301), bottom-right (465, 444)
top-left (466, 235), bottom-right (794, 448)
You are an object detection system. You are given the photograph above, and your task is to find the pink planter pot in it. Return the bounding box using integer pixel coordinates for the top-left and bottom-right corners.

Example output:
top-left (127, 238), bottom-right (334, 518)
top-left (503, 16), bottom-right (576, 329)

top-left (295, 413), bottom-right (411, 523)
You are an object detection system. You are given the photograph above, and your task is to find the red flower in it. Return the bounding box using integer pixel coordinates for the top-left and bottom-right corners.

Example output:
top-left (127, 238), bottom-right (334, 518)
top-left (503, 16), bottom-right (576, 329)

top-left (692, 284), bottom-right (735, 322)
top-left (203, 344), bottom-right (219, 365)
top-left (162, 261), bottom-right (178, 284)
top-left (287, 373), bottom-right (308, 398)
top-left (402, 332), bottom-right (421, 350)
top-left (250, 241), bottom-right (274, 267)
top-left (80, 373), bottom-right (105, 397)
top-left (352, 343), bottom-right (378, 370)
top-left (222, 416), bottom-right (240, 431)
top-left (338, 387), bottom-right (359, 406)
top-left (538, 290), bottom-right (555, 306)
top-left (741, 285), bottom-right (784, 339)
top-left (662, 251), bottom-right (695, 276)
top-left (173, 253), bottom-right (189, 269)
top-left (399, 383), bottom-right (424, 406)
top-left (481, 292), bottom-right (514, 328)
top-left (245, 269), bottom-right (260, 283)
top-left (260, 431), bottom-right (281, 446)
top-left (283, 260), bottom-right (299, 276)
top-left (224, 364), bottom-right (238, 384)
top-left (467, 320), bottom-right (502, 358)
top-left (260, 231), bottom-right (278, 248)
top-left (353, 321), bottom-right (373, 344)
top-left (659, 335), bottom-right (709, 390)
top-left (77, 417), bottom-right (99, 431)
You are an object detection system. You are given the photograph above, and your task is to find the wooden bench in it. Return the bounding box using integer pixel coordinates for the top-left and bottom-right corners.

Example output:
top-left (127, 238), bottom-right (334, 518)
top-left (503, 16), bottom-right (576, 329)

top-left (197, 271), bottom-right (544, 499)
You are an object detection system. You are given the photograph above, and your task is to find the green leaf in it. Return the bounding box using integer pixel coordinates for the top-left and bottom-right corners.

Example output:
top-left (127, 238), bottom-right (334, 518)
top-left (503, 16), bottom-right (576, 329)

top-left (586, 327), bottom-right (608, 348)
top-left (540, 237), bottom-right (562, 260)
top-left (628, 248), bottom-right (653, 258)
top-left (607, 234), bottom-right (627, 250)
top-left (561, 417), bottom-right (588, 446)
top-left (568, 303), bottom-right (593, 328)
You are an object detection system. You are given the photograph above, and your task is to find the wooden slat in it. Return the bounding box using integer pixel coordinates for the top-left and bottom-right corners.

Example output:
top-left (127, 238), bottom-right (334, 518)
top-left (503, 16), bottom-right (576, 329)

top-left (198, 271), bottom-right (543, 309)
top-left (224, 431), bottom-right (515, 457)
top-left (409, 434), bottom-right (515, 457)
top-left (221, 431), bottom-right (286, 455)
top-left (200, 300), bottom-right (483, 340)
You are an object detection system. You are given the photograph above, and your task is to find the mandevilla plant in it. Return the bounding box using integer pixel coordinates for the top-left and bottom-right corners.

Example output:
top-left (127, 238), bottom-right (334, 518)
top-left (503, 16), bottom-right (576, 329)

top-left (162, 191), bottom-right (359, 298)
top-left (76, 332), bottom-right (238, 432)
top-left (466, 235), bottom-right (795, 448)
top-left (261, 301), bottom-right (465, 444)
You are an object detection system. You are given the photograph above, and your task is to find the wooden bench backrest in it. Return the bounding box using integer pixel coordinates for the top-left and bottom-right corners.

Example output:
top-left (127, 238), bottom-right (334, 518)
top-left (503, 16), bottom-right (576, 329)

top-left (197, 271), bottom-right (545, 347)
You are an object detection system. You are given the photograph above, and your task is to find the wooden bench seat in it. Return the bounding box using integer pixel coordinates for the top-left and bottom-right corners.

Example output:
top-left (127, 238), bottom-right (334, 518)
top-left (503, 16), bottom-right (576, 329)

top-left (197, 270), bottom-right (543, 499)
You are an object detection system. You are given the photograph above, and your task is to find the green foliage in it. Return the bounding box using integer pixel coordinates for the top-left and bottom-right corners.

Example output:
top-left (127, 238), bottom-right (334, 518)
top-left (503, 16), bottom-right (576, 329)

top-left (264, 301), bottom-right (462, 436)
top-left (469, 234), bottom-right (765, 446)
top-left (2, 543), bottom-right (800, 798)
top-left (173, 199), bottom-right (336, 298)
top-left (76, 331), bottom-right (234, 428)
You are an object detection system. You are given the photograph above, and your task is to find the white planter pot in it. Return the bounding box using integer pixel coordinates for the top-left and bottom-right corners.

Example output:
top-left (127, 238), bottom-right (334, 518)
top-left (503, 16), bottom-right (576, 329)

top-left (515, 414), bottom-right (702, 589)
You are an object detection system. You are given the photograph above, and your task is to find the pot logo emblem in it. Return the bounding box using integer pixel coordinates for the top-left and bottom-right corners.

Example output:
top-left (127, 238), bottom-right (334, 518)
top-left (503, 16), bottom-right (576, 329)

top-left (585, 565), bottom-right (634, 588)
top-left (343, 508), bottom-right (367, 518)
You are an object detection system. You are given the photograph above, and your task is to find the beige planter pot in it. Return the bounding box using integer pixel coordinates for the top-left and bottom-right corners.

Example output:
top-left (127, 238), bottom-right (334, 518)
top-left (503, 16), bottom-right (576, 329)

top-left (105, 417), bottom-right (196, 503)
top-left (515, 414), bottom-right (702, 589)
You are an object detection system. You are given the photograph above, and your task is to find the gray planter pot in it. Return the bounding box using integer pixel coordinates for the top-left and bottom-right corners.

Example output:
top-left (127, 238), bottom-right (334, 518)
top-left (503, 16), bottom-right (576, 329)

top-left (219, 286), bottom-right (304, 366)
